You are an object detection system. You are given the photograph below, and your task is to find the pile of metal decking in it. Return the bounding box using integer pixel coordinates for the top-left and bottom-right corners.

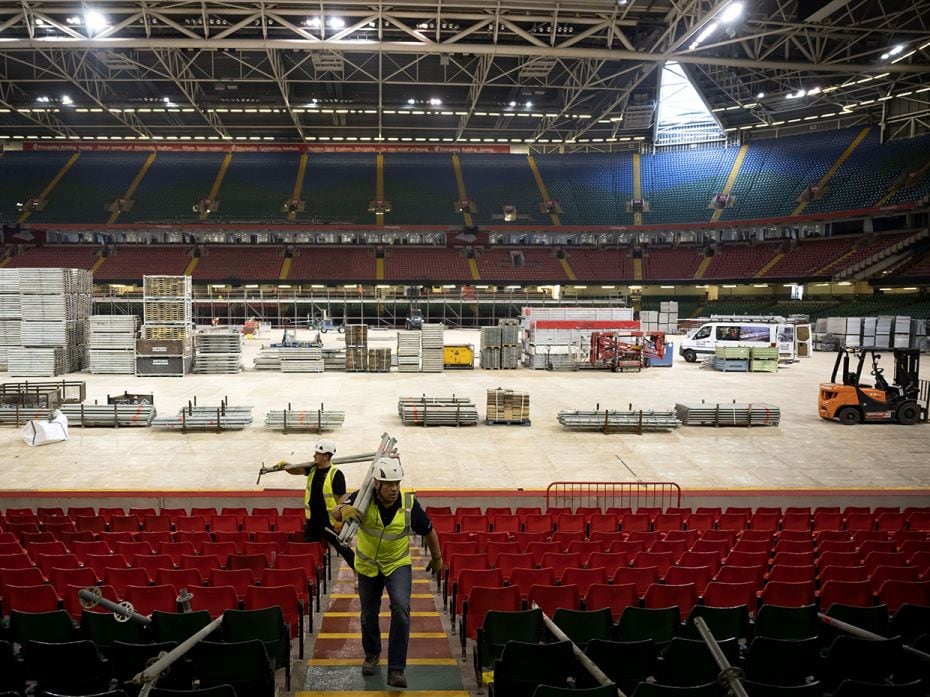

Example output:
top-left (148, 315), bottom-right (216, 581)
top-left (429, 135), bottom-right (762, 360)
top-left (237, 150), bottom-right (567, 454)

top-left (279, 347), bottom-right (324, 373)
top-left (193, 332), bottom-right (244, 374)
top-left (396, 331), bottom-right (420, 372)
top-left (420, 324), bottom-right (444, 373)
top-left (59, 403), bottom-right (156, 427)
top-left (89, 315), bottom-right (137, 374)
top-left (398, 395), bottom-right (479, 426)
top-left (557, 408), bottom-right (681, 432)
top-left (153, 404), bottom-right (254, 431)
top-left (675, 402), bottom-right (781, 427)
top-left (264, 407), bottom-right (346, 432)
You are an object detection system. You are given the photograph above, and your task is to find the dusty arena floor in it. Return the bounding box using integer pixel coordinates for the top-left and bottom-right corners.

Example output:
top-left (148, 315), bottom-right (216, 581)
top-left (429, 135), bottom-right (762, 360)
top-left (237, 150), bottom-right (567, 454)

top-left (2, 327), bottom-right (929, 499)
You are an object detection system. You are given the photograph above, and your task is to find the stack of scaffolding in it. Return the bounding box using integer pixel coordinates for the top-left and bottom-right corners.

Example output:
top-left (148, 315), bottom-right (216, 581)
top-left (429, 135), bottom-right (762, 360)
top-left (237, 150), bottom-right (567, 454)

top-left (750, 347), bottom-right (778, 372)
top-left (480, 321), bottom-right (521, 369)
top-left (89, 315), bottom-right (138, 374)
top-left (522, 306), bottom-right (637, 370)
top-left (11, 268), bottom-right (92, 377)
top-left (138, 275), bottom-right (192, 377)
top-left (396, 331), bottom-right (420, 372)
top-left (675, 402), bottom-right (781, 427)
top-left (323, 348), bottom-right (347, 371)
top-left (813, 315), bottom-right (928, 351)
top-left (557, 408), bottom-right (681, 433)
top-left (0, 270), bottom-right (21, 371)
top-left (398, 395), bottom-right (479, 426)
top-left (193, 332), bottom-right (244, 374)
top-left (367, 348), bottom-right (392, 373)
top-left (345, 324), bottom-right (368, 372)
top-left (265, 405), bottom-right (345, 432)
top-left (420, 324), bottom-right (444, 372)
top-left (252, 347), bottom-right (283, 371)
top-left (60, 402), bottom-right (156, 427)
top-left (153, 400), bottom-right (253, 431)
top-left (486, 388), bottom-right (530, 425)
top-left (280, 347), bottom-right (324, 373)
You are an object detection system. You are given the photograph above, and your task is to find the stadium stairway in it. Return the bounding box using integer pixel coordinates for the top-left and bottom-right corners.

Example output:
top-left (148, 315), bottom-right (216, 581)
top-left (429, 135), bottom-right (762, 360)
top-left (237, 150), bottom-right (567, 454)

top-left (299, 543), bottom-right (468, 697)
top-left (451, 154), bottom-right (474, 228)
top-left (711, 143), bottom-right (749, 223)
top-left (793, 127), bottom-right (872, 216)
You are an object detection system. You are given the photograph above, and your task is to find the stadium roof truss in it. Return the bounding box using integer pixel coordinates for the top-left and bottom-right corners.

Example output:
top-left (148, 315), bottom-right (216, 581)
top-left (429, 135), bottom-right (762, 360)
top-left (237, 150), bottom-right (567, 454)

top-left (0, 0), bottom-right (928, 146)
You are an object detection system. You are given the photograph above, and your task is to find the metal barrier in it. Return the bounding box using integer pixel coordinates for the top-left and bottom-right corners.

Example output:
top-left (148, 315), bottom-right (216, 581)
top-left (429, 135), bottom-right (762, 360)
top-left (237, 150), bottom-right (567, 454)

top-left (546, 481), bottom-right (682, 511)
top-left (819, 613), bottom-right (930, 665)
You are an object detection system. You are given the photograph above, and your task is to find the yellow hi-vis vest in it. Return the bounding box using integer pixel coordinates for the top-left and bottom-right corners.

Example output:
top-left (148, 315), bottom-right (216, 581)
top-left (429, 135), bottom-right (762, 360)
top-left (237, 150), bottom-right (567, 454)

top-left (304, 466), bottom-right (339, 526)
top-left (354, 490), bottom-right (415, 578)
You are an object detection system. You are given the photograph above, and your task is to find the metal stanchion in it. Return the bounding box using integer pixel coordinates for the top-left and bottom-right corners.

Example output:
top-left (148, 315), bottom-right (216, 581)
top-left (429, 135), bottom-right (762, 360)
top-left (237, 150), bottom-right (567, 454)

top-left (692, 616), bottom-right (750, 697)
top-left (819, 613), bottom-right (930, 665)
top-left (135, 615), bottom-right (225, 696)
top-left (533, 602), bottom-right (625, 696)
top-left (78, 587), bottom-right (151, 626)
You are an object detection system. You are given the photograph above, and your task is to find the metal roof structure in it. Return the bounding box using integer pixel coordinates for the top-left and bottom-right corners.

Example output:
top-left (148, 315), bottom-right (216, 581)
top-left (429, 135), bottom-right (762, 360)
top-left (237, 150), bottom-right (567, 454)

top-left (0, 0), bottom-right (928, 146)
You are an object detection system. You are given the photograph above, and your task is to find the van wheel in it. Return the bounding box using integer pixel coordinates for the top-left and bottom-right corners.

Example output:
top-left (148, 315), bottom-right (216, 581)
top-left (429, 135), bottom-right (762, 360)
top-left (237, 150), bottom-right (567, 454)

top-left (683, 349), bottom-right (697, 363)
top-left (896, 402), bottom-right (920, 426)
top-left (837, 407), bottom-right (861, 425)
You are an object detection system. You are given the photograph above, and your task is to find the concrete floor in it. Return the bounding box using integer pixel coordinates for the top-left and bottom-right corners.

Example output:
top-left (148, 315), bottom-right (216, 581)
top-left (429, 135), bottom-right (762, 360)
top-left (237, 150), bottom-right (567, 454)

top-left (2, 327), bottom-right (929, 504)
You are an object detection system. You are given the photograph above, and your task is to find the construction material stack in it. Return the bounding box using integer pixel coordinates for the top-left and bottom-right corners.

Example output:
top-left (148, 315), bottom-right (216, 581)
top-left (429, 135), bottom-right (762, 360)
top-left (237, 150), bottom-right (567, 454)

top-left (396, 330), bottom-right (420, 372)
top-left (480, 320), bottom-right (521, 369)
top-left (89, 315), bottom-right (138, 374)
top-left (712, 345), bottom-right (750, 372)
top-left (398, 395), bottom-right (479, 426)
top-left (367, 347), bottom-right (392, 372)
top-left (814, 315), bottom-right (928, 351)
top-left (640, 301), bottom-right (679, 335)
top-left (153, 398), bottom-right (253, 431)
top-left (479, 326), bottom-right (502, 369)
top-left (138, 275), bottom-right (192, 377)
top-left (193, 332), bottom-right (244, 374)
top-left (522, 306), bottom-right (637, 370)
top-left (420, 323), bottom-right (444, 372)
top-left (750, 346), bottom-right (778, 372)
top-left (558, 407), bottom-right (681, 433)
top-left (486, 388), bottom-right (530, 425)
top-left (265, 404), bottom-right (345, 432)
top-left (345, 324), bottom-right (368, 372)
top-left (11, 268), bottom-right (92, 377)
top-left (0, 269), bottom-right (21, 371)
top-left (675, 402), bottom-right (781, 427)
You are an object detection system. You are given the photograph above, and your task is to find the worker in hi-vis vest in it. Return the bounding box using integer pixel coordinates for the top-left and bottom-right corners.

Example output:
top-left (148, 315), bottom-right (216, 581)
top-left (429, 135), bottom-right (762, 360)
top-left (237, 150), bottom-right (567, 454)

top-left (279, 439), bottom-right (347, 544)
top-left (333, 456), bottom-right (441, 689)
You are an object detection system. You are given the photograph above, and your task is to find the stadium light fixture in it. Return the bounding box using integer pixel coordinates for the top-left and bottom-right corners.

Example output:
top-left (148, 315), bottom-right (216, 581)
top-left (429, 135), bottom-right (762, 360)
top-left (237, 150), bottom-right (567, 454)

top-left (525, 101), bottom-right (533, 108)
top-left (719, 2), bottom-right (744, 23)
top-left (84, 10), bottom-right (109, 33)
top-left (756, 92), bottom-right (765, 99)
top-left (61, 95), bottom-right (73, 106)
top-left (327, 17), bottom-right (345, 30)
top-left (407, 98), bottom-right (416, 105)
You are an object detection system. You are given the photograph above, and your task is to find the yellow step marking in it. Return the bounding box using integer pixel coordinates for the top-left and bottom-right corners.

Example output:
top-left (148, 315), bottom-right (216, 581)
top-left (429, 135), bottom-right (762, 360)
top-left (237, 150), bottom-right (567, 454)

top-left (317, 632), bottom-right (448, 639)
top-left (19, 152), bottom-right (80, 223)
top-left (200, 151), bottom-right (233, 221)
top-left (558, 257), bottom-right (576, 281)
top-left (467, 258), bottom-right (480, 281)
top-left (108, 151), bottom-right (156, 224)
top-left (90, 256), bottom-right (107, 274)
top-left (877, 160), bottom-right (930, 206)
top-left (633, 257), bottom-right (643, 281)
top-left (816, 247), bottom-right (856, 275)
top-left (754, 252), bottom-right (784, 278)
top-left (289, 152), bottom-right (308, 222)
top-left (375, 153), bottom-right (385, 226)
top-left (323, 611), bottom-right (439, 618)
top-left (308, 658), bottom-right (457, 667)
top-left (0, 255), bottom-right (12, 268)
top-left (793, 126), bottom-right (871, 216)
top-left (376, 257), bottom-right (385, 280)
top-left (279, 256), bottom-right (292, 281)
top-left (632, 152), bottom-right (643, 226)
top-left (329, 593), bottom-right (435, 599)
top-left (527, 154), bottom-right (561, 225)
top-left (712, 143), bottom-right (749, 222)
top-left (331, 578), bottom-right (431, 586)
top-left (693, 255), bottom-right (712, 280)
top-left (183, 256), bottom-right (199, 276)
top-left (451, 154), bottom-right (473, 228)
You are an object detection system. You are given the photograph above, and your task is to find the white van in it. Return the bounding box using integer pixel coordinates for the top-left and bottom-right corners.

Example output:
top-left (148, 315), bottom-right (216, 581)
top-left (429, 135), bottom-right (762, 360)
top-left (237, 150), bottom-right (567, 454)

top-left (679, 321), bottom-right (796, 363)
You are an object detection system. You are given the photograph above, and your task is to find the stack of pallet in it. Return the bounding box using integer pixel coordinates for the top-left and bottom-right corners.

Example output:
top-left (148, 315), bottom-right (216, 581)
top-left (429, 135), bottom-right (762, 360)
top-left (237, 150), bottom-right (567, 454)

top-left (480, 321), bottom-right (521, 369)
top-left (420, 323), bottom-right (444, 372)
top-left (367, 347), bottom-right (392, 372)
top-left (139, 275), bottom-right (192, 377)
top-left (12, 268), bottom-right (92, 377)
top-left (396, 330), bottom-right (420, 372)
top-left (486, 388), bottom-right (530, 425)
top-left (711, 345), bottom-right (750, 372)
top-left (345, 324), bottom-right (368, 372)
top-left (89, 315), bottom-right (138, 374)
top-left (0, 269), bottom-right (21, 371)
top-left (750, 346), bottom-right (778, 372)
top-left (193, 332), bottom-right (244, 374)
top-left (397, 395), bottom-right (479, 426)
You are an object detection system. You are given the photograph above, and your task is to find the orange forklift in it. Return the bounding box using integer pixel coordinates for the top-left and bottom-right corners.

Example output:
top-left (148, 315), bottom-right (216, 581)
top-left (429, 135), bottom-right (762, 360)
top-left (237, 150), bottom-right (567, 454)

top-left (819, 347), bottom-right (929, 425)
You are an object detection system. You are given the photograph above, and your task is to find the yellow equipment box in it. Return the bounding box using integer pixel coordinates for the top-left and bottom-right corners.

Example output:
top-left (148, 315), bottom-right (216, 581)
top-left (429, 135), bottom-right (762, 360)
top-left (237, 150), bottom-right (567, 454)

top-left (443, 344), bottom-right (475, 369)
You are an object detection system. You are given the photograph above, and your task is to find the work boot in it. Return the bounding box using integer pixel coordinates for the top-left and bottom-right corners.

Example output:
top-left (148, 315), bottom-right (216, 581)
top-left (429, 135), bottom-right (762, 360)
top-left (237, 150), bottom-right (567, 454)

top-left (362, 655), bottom-right (379, 676)
top-left (386, 669), bottom-right (407, 688)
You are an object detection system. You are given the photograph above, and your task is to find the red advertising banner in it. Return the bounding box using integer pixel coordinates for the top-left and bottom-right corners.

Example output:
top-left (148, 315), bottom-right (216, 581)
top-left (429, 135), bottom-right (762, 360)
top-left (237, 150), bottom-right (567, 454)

top-left (23, 141), bottom-right (511, 154)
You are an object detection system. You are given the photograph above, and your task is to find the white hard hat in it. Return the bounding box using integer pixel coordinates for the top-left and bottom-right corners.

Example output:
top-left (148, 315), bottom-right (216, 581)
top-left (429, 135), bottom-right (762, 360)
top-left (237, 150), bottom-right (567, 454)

top-left (314, 439), bottom-right (337, 455)
top-left (374, 457), bottom-right (404, 482)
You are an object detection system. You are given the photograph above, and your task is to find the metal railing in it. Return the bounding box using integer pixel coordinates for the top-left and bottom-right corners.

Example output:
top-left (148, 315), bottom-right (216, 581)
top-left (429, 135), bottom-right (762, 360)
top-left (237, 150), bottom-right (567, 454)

top-left (545, 481), bottom-right (682, 511)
